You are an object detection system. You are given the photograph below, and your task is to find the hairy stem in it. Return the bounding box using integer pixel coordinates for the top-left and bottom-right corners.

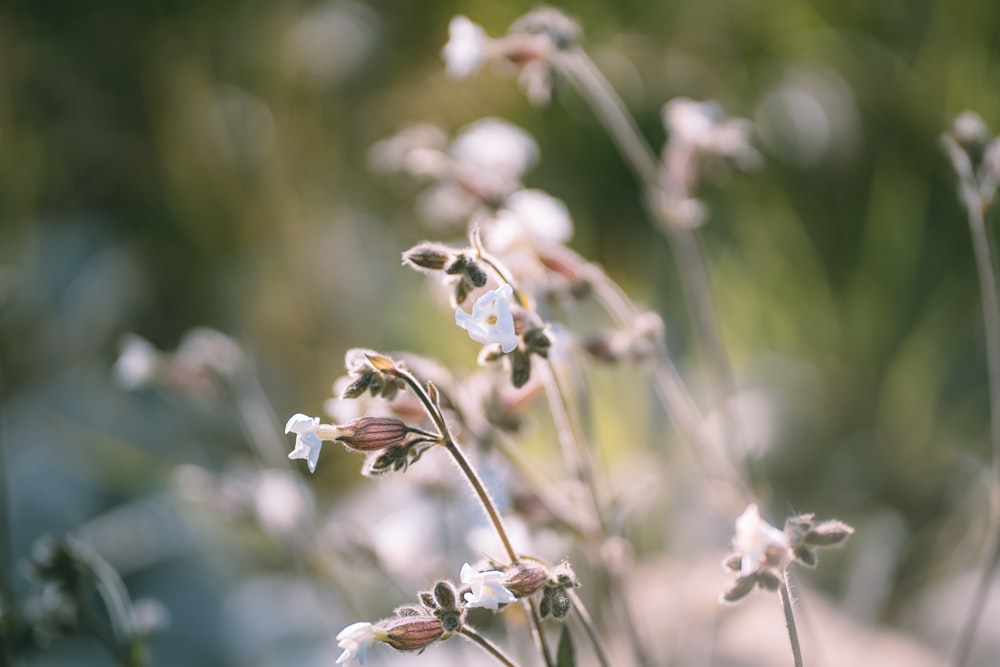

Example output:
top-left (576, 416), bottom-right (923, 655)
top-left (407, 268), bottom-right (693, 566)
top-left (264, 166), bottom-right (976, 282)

top-left (396, 367), bottom-right (555, 666)
top-left (461, 627), bottom-right (521, 667)
top-left (779, 570), bottom-right (804, 667)
top-left (952, 193), bottom-right (1000, 667)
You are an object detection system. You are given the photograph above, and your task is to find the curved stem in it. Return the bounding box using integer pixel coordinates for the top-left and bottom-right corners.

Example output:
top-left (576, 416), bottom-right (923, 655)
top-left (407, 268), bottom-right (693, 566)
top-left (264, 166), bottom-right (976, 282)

top-left (778, 569), bottom-right (804, 667)
top-left (952, 192), bottom-right (1000, 667)
top-left (461, 627), bottom-right (521, 667)
top-left (550, 46), bottom-right (740, 476)
top-left (443, 438), bottom-right (517, 563)
top-left (398, 367), bottom-right (517, 563)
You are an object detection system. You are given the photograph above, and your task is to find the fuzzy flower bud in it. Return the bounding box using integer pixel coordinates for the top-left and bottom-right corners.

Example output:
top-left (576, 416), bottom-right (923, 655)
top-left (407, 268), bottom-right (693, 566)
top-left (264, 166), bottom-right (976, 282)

top-left (403, 242), bottom-right (454, 272)
top-left (383, 616), bottom-right (445, 652)
top-left (502, 562), bottom-right (549, 598)
top-left (337, 417), bottom-right (411, 452)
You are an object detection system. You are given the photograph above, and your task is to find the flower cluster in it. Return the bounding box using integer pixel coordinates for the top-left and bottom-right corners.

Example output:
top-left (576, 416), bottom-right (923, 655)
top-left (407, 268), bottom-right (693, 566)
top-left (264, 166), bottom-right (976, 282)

top-left (721, 504), bottom-right (853, 603)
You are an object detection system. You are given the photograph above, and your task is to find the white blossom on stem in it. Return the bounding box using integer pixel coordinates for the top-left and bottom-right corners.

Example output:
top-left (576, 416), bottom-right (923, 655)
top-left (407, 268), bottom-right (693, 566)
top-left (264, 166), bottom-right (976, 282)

top-left (335, 621), bottom-right (387, 665)
top-left (460, 563), bottom-right (517, 610)
top-left (733, 503), bottom-right (790, 576)
top-left (455, 284), bottom-right (518, 353)
top-left (442, 16), bottom-right (490, 78)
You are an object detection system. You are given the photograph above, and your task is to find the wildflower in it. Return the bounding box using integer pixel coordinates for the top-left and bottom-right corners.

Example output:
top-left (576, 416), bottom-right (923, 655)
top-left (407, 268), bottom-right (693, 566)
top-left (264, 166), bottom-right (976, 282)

top-left (450, 118), bottom-right (539, 180)
top-left (442, 16), bottom-right (490, 78)
top-left (455, 284), bottom-right (518, 353)
top-left (488, 189), bottom-right (573, 252)
top-left (336, 621), bottom-right (387, 665)
top-left (460, 563), bottom-right (516, 610)
top-left (285, 413), bottom-right (327, 473)
top-left (733, 503), bottom-right (790, 576)
top-left (113, 334), bottom-right (160, 390)
top-left (663, 97), bottom-right (758, 166)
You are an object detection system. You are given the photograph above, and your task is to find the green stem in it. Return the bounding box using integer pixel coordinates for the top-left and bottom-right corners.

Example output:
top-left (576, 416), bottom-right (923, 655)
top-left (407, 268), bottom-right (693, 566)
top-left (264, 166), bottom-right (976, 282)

top-left (952, 189), bottom-right (1000, 667)
top-left (779, 570), bottom-right (804, 667)
top-left (460, 627), bottom-right (521, 667)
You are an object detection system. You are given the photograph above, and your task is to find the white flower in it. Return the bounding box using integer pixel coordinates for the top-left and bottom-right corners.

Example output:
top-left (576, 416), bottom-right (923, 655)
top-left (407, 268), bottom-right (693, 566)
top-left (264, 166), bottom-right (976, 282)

top-left (461, 563), bottom-right (516, 610)
top-left (733, 503), bottom-right (789, 576)
top-left (450, 118), bottom-right (539, 179)
top-left (113, 334), bottom-right (160, 390)
top-left (489, 189), bottom-right (573, 251)
top-left (286, 413), bottom-right (325, 473)
top-left (455, 284), bottom-right (518, 353)
top-left (663, 97), bottom-right (757, 164)
top-left (336, 621), bottom-right (386, 665)
top-left (442, 16), bottom-right (489, 78)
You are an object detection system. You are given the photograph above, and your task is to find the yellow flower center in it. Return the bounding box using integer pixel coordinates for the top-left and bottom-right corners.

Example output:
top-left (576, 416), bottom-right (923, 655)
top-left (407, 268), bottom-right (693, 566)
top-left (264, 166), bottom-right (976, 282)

top-left (487, 314), bottom-right (498, 325)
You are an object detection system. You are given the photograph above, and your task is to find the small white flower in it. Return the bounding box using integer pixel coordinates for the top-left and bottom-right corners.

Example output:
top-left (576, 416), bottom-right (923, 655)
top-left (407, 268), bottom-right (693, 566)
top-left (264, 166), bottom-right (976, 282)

top-left (490, 189), bottom-right (573, 251)
top-left (450, 118), bottom-right (539, 179)
top-left (286, 413), bottom-right (325, 473)
top-left (442, 16), bottom-right (489, 78)
top-left (455, 284), bottom-right (518, 353)
top-left (113, 334), bottom-right (160, 390)
top-left (663, 97), bottom-right (757, 164)
top-left (733, 503), bottom-right (789, 576)
top-left (461, 563), bottom-right (516, 610)
top-left (336, 621), bottom-right (385, 665)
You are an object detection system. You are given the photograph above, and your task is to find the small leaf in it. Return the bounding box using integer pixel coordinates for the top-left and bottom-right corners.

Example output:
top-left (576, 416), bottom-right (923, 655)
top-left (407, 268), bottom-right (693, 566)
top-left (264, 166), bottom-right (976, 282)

top-left (556, 623), bottom-right (576, 667)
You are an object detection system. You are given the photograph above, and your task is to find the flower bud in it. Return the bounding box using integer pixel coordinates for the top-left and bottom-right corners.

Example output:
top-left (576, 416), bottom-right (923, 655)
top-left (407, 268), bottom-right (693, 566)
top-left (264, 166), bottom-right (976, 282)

top-left (337, 417), bottom-right (410, 452)
top-left (433, 580), bottom-right (458, 610)
top-left (503, 563), bottom-right (548, 598)
top-left (382, 616), bottom-right (445, 652)
top-left (803, 519), bottom-right (854, 547)
top-left (403, 243), bottom-right (453, 272)
top-left (721, 574), bottom-right (756, 603)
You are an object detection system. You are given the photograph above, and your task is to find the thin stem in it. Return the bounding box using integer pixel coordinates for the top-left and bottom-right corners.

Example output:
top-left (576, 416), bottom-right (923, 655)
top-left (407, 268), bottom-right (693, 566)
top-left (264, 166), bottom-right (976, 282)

top-left (778, 569), bottom-right (804, 667)
top-left (541, 358), bottom-right (605, 534)
top-left (443, 438), bottom-right (517, 563)
top-left (550, 46), bottom-right (740, 473)
top-left (399, 367), bottom-right (517, 562)
top-left (396, 366), bottom-right (555, 664)
top-left (567, 589), bottom-right (612, 667)
top-left (526, 597), bottom-right (556, 667)
top-left (460, 627), bottom-right (521, 667)
top-left (952, 192), bottom-right (1000, 667)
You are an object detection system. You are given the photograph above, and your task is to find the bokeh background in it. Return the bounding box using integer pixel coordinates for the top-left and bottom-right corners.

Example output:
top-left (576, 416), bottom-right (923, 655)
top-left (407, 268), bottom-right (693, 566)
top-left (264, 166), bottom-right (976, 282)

top-left (3, 0), bottom-right (1000, 665)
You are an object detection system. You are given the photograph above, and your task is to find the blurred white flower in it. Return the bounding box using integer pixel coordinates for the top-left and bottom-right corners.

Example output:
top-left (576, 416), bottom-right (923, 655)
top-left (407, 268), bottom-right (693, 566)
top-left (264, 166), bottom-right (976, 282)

top-left (368, 123), bottom-right (450, 177)
top-left (443, 16), bottom-right (490, 78)
top-left (113, 334), bottom-right (160, 390)
top-left (734, 504), bottom-right (789, 576)
top-left (455, 284), bottom-right (518, 353)
top-left (254, 469), bottom-right (312, 535)
top-left (460, 563), bottom-right (516, 610)
top-left (286, 413), bottom-right (326, 473)
top-left (663, 97), bottom-right (758, 166)
top-left (488, 189), bottom-right (573, 251)
top-left (450, 118), bottom-right (539, 179)
top-left (336, 621), bottom-right (385, 665)
top-left (174, 327), bottom-right (245, 380)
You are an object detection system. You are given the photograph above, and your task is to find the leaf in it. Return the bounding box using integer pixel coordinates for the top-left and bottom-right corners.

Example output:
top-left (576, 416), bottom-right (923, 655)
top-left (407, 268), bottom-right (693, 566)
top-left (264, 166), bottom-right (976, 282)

top-left (556, 624), bottom-right (576, 667)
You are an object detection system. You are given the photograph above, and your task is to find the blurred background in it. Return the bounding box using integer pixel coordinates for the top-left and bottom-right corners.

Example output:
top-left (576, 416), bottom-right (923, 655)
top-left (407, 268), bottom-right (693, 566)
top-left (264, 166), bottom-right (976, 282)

top-left (2, 0), bottom-right (1000, 665)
